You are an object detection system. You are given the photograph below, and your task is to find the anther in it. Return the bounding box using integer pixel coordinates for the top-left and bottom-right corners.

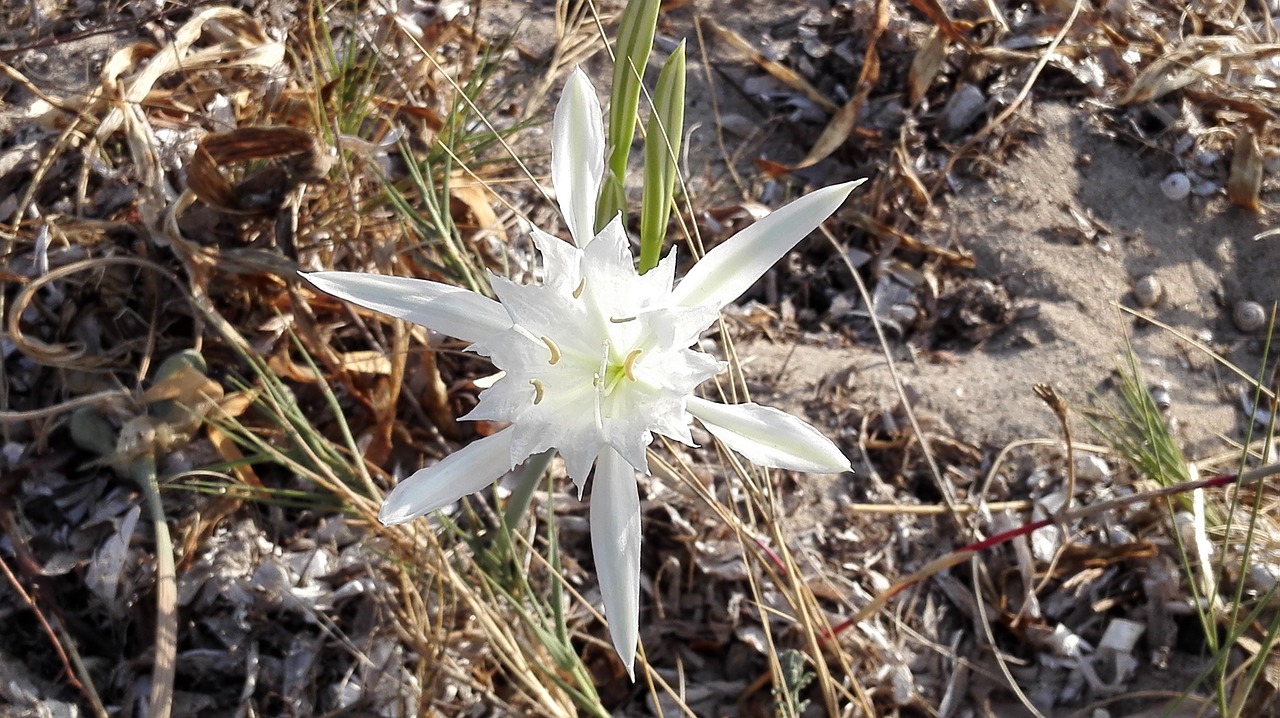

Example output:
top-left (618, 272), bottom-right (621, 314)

top-left (540, 336), bottom-right (561, 365)
top-left (530, 379), bottom-right (545, 404)
top-left (622, 349), bottom-right (642, 381)
top-left (572, 278), bottom-right (585, 299)
top-left (610, 315), bottom-right (637, 323)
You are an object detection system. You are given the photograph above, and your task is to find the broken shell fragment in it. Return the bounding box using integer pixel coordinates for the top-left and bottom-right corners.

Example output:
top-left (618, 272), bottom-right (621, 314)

top-left (1160, 172), bottom-right (1191, 201)
top-left (1132, 275), bottom-right (1161, 308)
top-left (1233, 300), bottom-right (1266, 332)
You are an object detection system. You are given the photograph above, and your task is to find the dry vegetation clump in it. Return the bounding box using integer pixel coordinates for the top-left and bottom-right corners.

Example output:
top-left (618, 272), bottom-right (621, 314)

top-left (1, 0), bottom-right (1279, 716)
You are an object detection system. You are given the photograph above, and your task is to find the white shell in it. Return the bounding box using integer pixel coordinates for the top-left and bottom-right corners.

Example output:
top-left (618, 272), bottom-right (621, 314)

top-left (1160, 172), bottom-right (1191, 200)
top-left (1233, 301), bottom-right (1267, 332)
top-left (1132, 275), bottom-right (1161, 308)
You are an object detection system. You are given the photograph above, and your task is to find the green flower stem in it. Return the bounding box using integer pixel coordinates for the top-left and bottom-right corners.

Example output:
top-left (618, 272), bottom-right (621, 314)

top-left (597, 0), bottom-right (662, 230)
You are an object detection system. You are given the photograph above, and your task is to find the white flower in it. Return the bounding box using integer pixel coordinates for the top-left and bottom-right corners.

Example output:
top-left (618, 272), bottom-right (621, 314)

top-left (303, 68), bottom-right (862, 679)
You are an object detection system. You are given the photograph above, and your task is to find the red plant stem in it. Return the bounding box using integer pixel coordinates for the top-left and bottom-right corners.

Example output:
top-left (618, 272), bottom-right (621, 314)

top-left (823, 465), bottom-right (1278, 640)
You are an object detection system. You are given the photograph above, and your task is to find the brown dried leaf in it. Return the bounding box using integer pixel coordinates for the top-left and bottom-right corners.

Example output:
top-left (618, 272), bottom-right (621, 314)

top-left (339, 351), bottom-right (394, 375)
top-left (140, 360), bottom-right (223, 408)
top-left (905, 0), bottom-right (974, 50)
top-left (450, 179), bottom-right (507, 243)
top-left (1228, 127), bottom-right (1263, 212)
top-left (909, 28), bottom-right (948, 107)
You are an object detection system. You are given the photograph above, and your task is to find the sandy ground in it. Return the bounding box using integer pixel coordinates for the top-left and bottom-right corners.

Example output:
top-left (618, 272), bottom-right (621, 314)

top-left (745, 100), bottom-right (1274, 458)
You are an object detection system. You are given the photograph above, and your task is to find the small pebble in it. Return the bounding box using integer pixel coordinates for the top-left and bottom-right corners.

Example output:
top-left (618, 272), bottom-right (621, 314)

top-left (940, 83), bottom-right (986, 136)
top-left (1191, 180), bottom-right (1218, 197)
top-left (1160, 172), bottom-right (1191, 200)
top-left (1233, 300), bottom-right (1267, 332)
top-left (1132, 275), bottom-right (1161, 308)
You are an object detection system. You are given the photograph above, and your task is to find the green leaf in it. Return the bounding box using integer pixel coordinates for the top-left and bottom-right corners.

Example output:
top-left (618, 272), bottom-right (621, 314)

top-left (597, 0), bottom-right (662, 230)
top-left (638, 42), bottom-right (685, 273)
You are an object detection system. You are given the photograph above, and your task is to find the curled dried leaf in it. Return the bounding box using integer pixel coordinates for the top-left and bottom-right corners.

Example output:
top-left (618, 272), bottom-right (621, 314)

top-left (909, 28), bottom-right (948, 106)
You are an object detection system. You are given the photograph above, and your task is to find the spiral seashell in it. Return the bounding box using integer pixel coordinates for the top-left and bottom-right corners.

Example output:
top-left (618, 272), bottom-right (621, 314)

top-left (1160, 172), bottom-right (1191, 201)
top-left (1233, 300), bottom-right (1266, 332)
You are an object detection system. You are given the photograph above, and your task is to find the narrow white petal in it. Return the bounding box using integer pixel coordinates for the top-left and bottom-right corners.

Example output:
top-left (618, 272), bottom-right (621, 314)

top-left (302, 272), bottom-right (509, 344)
top-left (590, 448), bottom-right (642, 680)
top-left (552, 68), bottom-right (606, 248)
top-left (379, 428), bottom-right (516, 525)
top-left (686, 396), bottom-right (851, 474)
top-left (670, 180), bottom-right (865, 310)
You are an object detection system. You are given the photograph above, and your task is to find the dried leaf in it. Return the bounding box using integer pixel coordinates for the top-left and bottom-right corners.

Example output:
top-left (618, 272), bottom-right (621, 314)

top-left (450, 178), bottom-right (507, 243)
top-left (905, 0), bottom-right (973, 49)
top-left (909, 28), bottom-right (948, 107)
top-left (1228, 127), bottom-right (1263, 212)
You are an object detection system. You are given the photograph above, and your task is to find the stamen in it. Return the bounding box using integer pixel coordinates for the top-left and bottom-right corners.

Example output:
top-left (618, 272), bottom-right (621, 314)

top-left (540, 336), bottom-right (561, 365)
top-left (530, 379), bottom-right (545, 404)
top-left (610, 315), bottom-right (637, 323)
top-left (622, 349), bottom-right (642, 381)
top-left (572, 277), bottom-right (585, 299)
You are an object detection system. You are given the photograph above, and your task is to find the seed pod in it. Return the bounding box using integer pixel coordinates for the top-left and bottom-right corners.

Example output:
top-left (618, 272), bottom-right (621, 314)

top-left (1132, 275), bottom-right (1161, 308)
top-left (1233, 301), bottom-right (1266, 332)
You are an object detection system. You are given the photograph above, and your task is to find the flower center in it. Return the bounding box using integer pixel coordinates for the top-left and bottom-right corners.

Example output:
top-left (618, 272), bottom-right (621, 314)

top-left (595, 342), bottom-right (641, 398)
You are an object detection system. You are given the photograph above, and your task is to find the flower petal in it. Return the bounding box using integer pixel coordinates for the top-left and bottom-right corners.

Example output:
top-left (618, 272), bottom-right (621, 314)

top-left (378, 428), bottom-right (517, 525)
top-left (302, 272), bottom-right (510, 345)
top-left (589, 448), bottom-right (642, 680)
top-left (670, 180), bottom-right (865, 310)
top-left (530, 226), bottom-right (582, 294)
top-left (686, 396), bottom-right (851, 473)
top-left (552, 68), bottom-right (606, 248)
